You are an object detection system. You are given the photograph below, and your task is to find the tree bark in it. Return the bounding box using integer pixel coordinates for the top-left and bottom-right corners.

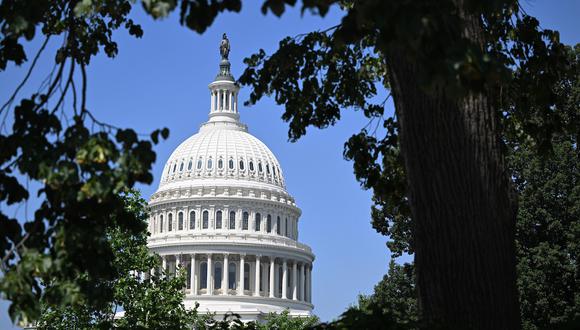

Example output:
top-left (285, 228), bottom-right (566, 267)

top-left (384, 3), bottom-right (521, 329)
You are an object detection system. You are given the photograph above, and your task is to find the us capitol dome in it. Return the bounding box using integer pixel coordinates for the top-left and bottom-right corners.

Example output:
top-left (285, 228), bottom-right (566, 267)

top-left (146, 34), bottom-right (314, 321)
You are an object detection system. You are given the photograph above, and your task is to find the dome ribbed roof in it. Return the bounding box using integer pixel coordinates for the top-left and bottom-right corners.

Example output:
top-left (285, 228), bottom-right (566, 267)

top-left (159, 125), bottom-right (286, 190)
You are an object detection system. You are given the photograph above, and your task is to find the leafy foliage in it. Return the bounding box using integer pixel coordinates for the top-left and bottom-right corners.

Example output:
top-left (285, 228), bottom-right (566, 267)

top-left (0, 0), bottom-right (170, 324)
top-left (319, 260), bottom-right (417, 330)
top-left (35, 191), bottom-right (197, 329)
top-left (512, 137), bottom-right (580, 330)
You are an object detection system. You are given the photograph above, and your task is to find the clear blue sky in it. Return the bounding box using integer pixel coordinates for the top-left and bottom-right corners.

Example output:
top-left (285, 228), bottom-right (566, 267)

top-left (0, 0), bottom-right (578, 327)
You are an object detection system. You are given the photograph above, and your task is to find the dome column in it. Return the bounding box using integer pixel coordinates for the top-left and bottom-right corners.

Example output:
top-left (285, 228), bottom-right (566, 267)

top-left (162, 255), bottom-right (167, 278)
top-left (222, 253), bottom-right (229, 295)
top-left (190, 253), bottom-right (197, 295)
top-left (207, 254), bottom-right (213, 295)
top-left (282, 259), bottom-right (288, 299)
top-left (300, 262), bottom-right (305, 301)
top-left (269, 257), bottom-right (275, 298)
top-left (238, 254), bottom-right (245, 296)
top-left (307, 264), bottom-right (312, 303)
top-left (292, 261), bottom-right (298, 300)
top-left (254, 255), bottom-right (261, 296)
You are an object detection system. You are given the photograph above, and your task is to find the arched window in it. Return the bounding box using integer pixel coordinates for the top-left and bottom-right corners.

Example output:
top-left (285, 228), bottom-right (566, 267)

top-left (258, 162), bottom-right (263, 172)
top-left (202, 211), bottom-right (209, 229)
top-left (197, 159), bottom-right (202, 169)
top-left (200, 262), bottom-right (208, 289)
top-left (173, 163), bottom-right (177, 173)
top-left (276, 216), bottom-right (281, 235)
top-left (285, 218), bottom-right (288, 237)
top-left (214, 263), bottom-right (222, 289)
top-left (228, 159), bottom-right (234, 169)
top-left (178, 212), bottom-right (184, 230)
top-left (179, 162), bottom-right (184, 171)
top-left (239, 160), bottom-right (245, 170)
top-left (215, 210), bottom-right (222, 229)
top-left (229, 211), bottom-right (236, 229)
top-left (244, 263), bottom-right (250, 290)
top-left (168, 213), bottom-right (173, 231)
top-left (159, 214), bottom-right (164, 233)
top-left (267, 215), bottom-right (272, 233)
top-left (255, 213), bottom-right (261, 231)
top-left (207, 158), bottom-right (213, 169)
top-left (249, 161), bottom-right (254, 171)
top-left (167, 165), bottom-right (171, 175)
top-left (218, 159), bottom-right (223, 169)
top-left (189, 211), bottom-right (195, 230)
top-left (242, 212), bottom-right (249, 230)
top-left (188, 160), bottom-right (192, 170)
top-left (228, 263), bottom-right (237, 289)
top-left (266, 164), bottom-right (270, 174)
top-left (273, 166), bottom-right (276, 176)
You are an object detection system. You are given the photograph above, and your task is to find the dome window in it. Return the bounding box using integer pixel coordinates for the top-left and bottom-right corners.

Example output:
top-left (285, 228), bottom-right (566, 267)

top-left (179, 162), bottom-right (184, 172)
top-left (267, 215), bottom-right (272, 233)
top-left (228, 263), bottom-right (237, 289)
top-left (202, 210), bottom-right (209, 229)
top-left (229, 159), bottom-right (234, 169)
top-left (200, 262), bottom-right (208, 289)
top-left (214, 262), bottom-right (223, 290)
top-left (249, 161), bottom-right (254, 171)
top-left (218, 159), bottom-right (223, 169)
top-left (258, 162), bottom-right (263, 172)
top-left (216, 210), bottom-right (222, 229)
top-left (276, 216), bottom-right (281, 235)
top-left (189, 211), bottom-right (195, 230)
top-left (168, 213), bottom-right (173, 231)
top-left (266, 164), bottom-right (270, 174)
top-left (197, 159), bottom-right (203, 170)
top-left (255, 213), bottom-right (261, 231)
top-left (207, 159), bottom-right (213, 169)
top-left (229, 211), bottom-right (236, 229)
top-left (244, 263), bottom-right (250, 290)
top-left (239, 160), bottom-right (245, 171)
top-left (173, 164), bottom-right (177, 173)
top-left (188, 160), bottom-right (192, 170)
top-left (159, 214), bottom-right (164, 233)
top-left (178, 212), bottom-right (184, 230)
top-left (242, 212), bottom-right (249, 230)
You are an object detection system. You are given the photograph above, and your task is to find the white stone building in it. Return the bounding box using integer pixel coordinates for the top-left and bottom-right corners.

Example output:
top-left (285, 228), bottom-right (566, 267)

top-left (147, 35), bottom-right (314, 321)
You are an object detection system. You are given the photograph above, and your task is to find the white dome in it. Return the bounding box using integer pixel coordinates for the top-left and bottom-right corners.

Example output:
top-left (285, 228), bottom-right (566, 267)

top-left (147, 37), bottom-right (313, 321)
top-left (159, 123), bottom-right (286, 191)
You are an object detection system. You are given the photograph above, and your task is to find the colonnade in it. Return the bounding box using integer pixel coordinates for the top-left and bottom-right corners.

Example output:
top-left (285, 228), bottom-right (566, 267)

top-left (210, 89), bottom-right (237, 113)
top-left (159, 253), bottom-right (312, 303)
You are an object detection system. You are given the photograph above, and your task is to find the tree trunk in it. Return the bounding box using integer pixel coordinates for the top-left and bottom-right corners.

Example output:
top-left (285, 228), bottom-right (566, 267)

top-left (384, 4), bottom-right (521, 329)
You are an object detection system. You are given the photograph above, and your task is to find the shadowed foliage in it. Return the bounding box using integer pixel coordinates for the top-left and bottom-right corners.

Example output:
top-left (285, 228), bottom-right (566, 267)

top-left (1, 0), bottom-right (577, 328)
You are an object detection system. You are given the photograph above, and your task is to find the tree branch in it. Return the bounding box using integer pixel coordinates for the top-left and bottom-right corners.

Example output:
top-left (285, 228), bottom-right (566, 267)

top-left (0, 36), bottom-right (51, 115)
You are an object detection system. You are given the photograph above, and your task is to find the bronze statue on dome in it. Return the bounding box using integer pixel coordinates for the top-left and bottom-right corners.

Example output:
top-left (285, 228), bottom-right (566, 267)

top-left (220, 33), bottom-right (230, 60)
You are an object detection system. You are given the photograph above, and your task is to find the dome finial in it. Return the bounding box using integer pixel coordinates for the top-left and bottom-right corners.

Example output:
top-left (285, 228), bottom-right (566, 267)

top-left (215, 33), bottom-right (234, 81)
top-left (220, 33), bottom-right (230, 60)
